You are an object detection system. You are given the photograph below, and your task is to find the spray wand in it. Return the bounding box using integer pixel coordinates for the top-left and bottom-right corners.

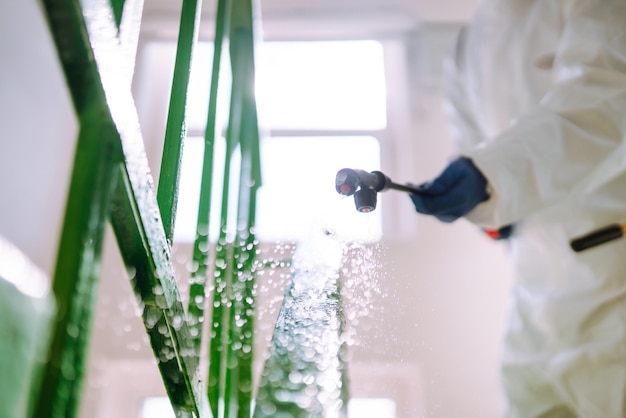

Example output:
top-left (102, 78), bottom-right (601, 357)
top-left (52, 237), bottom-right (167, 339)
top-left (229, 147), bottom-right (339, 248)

top-left (337, 170), bottom-right (626, 252)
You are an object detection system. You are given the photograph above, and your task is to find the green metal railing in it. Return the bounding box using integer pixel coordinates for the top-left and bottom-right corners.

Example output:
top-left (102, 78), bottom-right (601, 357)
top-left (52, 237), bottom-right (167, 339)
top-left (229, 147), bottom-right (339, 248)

top-left (29, 0), bottom-right (350, 416)
top-left (36, 0), bottom-right (207, 415)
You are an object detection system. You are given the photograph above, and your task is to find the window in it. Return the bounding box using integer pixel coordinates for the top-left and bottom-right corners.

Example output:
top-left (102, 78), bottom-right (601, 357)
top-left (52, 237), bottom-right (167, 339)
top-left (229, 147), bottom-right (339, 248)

top-left (255, 41), bottom-right (386, 131)
top-left (174, 134), bottom-right (382, 243)
top-left (170, 40), bottom-right (387, 244)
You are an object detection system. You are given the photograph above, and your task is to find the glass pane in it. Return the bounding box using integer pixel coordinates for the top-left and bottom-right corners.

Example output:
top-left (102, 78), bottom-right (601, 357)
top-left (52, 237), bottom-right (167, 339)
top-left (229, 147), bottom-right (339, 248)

top-left (186, 42), bottom-right (231, 132)
top-left (256, 41), bottom-right (387, 130)
top-left (173, 136), bottom-right (382, 243)
top-left (173, 136), bottom-right (235, 243)
top-left (256, 136), bottom-right (382, 243)
top-left (185, 40), bottom-right (387, 132)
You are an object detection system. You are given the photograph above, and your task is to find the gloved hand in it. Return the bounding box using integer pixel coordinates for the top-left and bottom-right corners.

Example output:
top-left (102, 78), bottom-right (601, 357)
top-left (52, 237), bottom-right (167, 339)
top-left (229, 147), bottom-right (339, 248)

top-left (409, 157), bottom-right (489, 223)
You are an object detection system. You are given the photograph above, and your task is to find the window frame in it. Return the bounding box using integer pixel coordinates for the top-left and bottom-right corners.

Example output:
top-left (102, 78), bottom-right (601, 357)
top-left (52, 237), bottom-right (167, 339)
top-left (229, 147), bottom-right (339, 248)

top-left (133, 16), bottom-right (420, 243)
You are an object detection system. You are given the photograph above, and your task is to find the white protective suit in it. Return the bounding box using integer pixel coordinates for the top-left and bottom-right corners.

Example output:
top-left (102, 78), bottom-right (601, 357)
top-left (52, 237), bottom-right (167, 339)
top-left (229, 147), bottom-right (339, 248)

top-left (444, 0), bottom-right (626, 417)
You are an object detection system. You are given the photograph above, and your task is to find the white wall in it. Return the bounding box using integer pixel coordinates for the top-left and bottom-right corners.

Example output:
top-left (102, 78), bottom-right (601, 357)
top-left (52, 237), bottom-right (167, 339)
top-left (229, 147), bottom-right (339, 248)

top-left (0, 0), bottom-right (77, 276)
top-left (1, 2), bottom-right (515, 418)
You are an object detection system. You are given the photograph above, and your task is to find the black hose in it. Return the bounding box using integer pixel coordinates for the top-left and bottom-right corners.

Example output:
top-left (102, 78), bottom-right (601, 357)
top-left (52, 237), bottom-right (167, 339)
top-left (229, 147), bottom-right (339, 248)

top-left (570, 224), bottom-right (624, 252)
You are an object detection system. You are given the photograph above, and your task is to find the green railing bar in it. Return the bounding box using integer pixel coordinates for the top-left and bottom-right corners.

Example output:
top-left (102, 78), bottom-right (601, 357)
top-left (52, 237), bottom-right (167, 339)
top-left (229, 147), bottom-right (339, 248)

top-left (35, 111), bottom-right (119, 418)
top-left (225, 163), bottom-right (259, 418)
top-left (220, 31), bottom-right (245, 418)
top-left (228, 206), bottom-right (258, 418)
top-left (207, 1), bottom-right (236, 410)
top-left (39, 0), bottom-right (106, 113)
top-left (157, 0), bottom-right (203, 243)
top-left (253, 242), bottom-right (349, 418)
top-left (230, 0), bottom-right (262, 190)
top-left (208, 123), bottom-right (235, 417)
top-left (226, 12), bottom-right (262, 415)
top-left (207, 0), bottom-right (262, 415)
top-left (187, 0), bottom-right (230, 357)
top-left (87, 0), bottom-right (209, 414)
top-left (110, 168), bottom-right (207, 417)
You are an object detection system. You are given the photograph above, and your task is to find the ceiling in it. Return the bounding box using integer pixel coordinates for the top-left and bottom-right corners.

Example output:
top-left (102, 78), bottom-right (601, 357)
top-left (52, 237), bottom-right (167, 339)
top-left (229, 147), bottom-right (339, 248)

top-left (141, 0), bottom-right (479, 39)
top-left (143, 0), bottom-right (479, 21)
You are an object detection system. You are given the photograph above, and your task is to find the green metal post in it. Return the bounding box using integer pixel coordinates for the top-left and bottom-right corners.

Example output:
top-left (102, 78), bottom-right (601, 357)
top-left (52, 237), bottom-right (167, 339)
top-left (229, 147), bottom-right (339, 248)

top-left (207, 0), bottom-right (262, 416)
top-left (35, 109), bottom-right (120, 418)
top-left (110, 167), bottom-right (208, 417)
top-left (207, 1), bottom-right (235, 413)
top-left (157, 0), bottom-right (203, 243)
top-left (208, 115), bottom-right (235, 418)
top-left (187, 0), bottom-right (231, 358)
top-left (227, 11), bottom-right (262, 416)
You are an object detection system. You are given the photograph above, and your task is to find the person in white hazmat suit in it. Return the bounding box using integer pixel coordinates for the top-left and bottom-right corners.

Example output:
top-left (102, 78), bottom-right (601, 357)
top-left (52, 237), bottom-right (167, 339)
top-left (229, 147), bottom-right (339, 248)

top-left (408, 0), bottom-right (626, 417)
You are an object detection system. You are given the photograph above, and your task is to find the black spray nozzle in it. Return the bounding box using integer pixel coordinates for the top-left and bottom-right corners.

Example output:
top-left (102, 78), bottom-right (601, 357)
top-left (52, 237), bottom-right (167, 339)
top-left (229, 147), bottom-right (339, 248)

top-left (335, 168), bottom-right (391, 213)
top-left (335, 168), bottom-right (420, 213)
top-left (335, 168), bottom-right (391, 196)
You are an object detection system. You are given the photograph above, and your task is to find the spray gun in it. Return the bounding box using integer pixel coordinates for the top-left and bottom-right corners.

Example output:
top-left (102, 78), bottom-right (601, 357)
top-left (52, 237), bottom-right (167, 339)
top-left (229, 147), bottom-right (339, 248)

top-left (336, 169), bottom-right (626, 251)
top-left (335, 168), bottom-right (422, 213)
top-left (335, 167), bottom-right (511, 241)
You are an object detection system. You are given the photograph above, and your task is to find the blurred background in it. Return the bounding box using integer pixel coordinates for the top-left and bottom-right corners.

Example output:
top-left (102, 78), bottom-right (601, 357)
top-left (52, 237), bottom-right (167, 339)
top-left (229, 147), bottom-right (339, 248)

top-left (1, 0), bottom-right (514, 417)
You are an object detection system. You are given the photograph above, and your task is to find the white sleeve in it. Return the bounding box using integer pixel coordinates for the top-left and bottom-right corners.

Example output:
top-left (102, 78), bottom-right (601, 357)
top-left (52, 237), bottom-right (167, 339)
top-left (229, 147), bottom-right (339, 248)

top-left (465, 1), bottom-right (626, 228)
top-left (442, 26), bottom-right (486, 154)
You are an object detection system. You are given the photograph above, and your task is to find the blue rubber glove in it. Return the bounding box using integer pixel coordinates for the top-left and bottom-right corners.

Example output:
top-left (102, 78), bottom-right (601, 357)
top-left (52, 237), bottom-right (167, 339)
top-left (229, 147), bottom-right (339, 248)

top-left (409, 157), bottom-right (490, 223)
